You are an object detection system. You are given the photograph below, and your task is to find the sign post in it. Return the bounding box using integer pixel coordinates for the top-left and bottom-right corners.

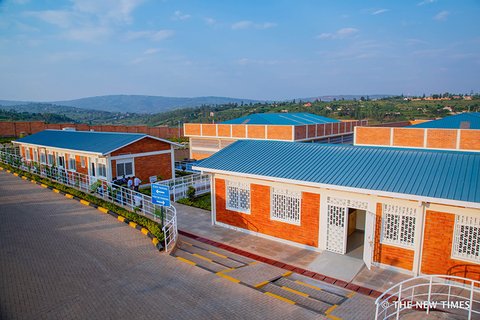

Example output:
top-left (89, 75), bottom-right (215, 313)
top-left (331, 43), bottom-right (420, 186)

top-left (151, 184), bottom-right (171, 207)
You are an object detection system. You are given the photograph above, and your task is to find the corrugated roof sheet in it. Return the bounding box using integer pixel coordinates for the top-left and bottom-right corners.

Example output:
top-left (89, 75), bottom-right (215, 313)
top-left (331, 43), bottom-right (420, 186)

top-left (410, 112), bottom-right (480, 129)
top-left (16, 130), bottom-right (151, 155)
top-left (221, 113), bottom-right (340, 125)
top-left (195, 140), bottom-right (480, 205)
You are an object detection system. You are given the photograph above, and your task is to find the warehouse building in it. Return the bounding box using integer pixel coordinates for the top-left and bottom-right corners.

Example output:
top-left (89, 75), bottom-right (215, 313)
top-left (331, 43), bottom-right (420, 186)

top-left (184, 113), bottom-right (367, 160)
top-left (14, 130), bottom-right (180, 183)
top-left (194, 140), bottom-right (480, 279)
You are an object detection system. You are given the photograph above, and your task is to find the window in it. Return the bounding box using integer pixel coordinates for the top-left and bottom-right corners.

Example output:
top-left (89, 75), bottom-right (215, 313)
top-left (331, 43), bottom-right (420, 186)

top-left (270, 187), bottom-right (301, 225)
top-left (68, 157), bottom-right (76, 171)
top-left (381, 204), bottom-right (416, 248)
top-left (47, 154), bottom-right (54, 165)
top-left (33, 150), bottom-right (38, 162)
top-left (98, 163), bottom-right (107, 177)
top-left (226, 180), bottom-right (250, 213)
top-left (80, 156), bottom-right (86, 168)
top-left (57, 156), bottom-right (65, 168)
top-left (452, 215), bottom-right (480, 263)
top-left (40, 151), bottom-right (46, 164)
top-left (25, 148), bottom-right (31, 160)
top-left (116, 160), bottom-right (133, 177)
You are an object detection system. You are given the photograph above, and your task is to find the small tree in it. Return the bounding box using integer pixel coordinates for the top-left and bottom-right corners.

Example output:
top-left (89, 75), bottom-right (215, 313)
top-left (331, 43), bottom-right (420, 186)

top-left (187, 186), bottom-right (196, 200)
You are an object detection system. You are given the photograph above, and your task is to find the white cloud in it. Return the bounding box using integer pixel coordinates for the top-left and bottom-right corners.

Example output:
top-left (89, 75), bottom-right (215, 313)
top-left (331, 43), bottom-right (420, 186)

top-left (317, 27), bottom-right (359, 40)
top-left (173, 10), bottom-right (191, 21)
top-left (204, 17), bottom-right (216, 26)
top-left (25, 10), bottom-right (74, 28)
top-left (144, 48), bottom-right (160, 55)
top-left (62, 26), bottom-right (111, 42)
top-left (231, 20), bottom-right (277, 30)
top-left (72, 0), bottom-right (144, 24)
top-left (417, 0), bottom-right (436, 6)
top-left (434, 11), bottom-right (449, 21)
top-left (125, 29), bottom-right (174, 41)
top-left (371, 9), bottom-right (389, 15)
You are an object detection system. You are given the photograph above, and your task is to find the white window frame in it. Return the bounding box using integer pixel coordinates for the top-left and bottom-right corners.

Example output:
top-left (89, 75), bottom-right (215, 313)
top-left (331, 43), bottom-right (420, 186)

top-left (33, 149), bottom-right (38, 162)
top-left (47, 152), bottom-right (54, 166)
top-left (67, 156), bottom-right (76, 172)
top-left (97, 159), bottom-right (107, 178)
top-left (57, 154), bottom-right (65, 168)
top-left (115, 158), bottom-right (134, 178)
top-left (270, 187), bottom-right (301, 225)
top-left (80, 156), bottom-right (86, 168)
top-left (380, 204), bottom-right (416, 249)
top-left (25, 148), bottom-right (31, 160)
top-left (225, 180), bottom-right (251, 214)
top-left (40, 150), bottom-right (47, 164)
top-left (452, 215), bottom-right (480, 263)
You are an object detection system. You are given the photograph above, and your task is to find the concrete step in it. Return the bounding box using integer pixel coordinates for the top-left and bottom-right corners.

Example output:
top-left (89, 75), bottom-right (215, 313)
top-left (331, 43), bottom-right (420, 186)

top-left (261, 282), bottom-right (333, 314)
top-left (177, 236), bottom-right (254, 264)
top-left (173, 248), bottom-right (229, 273)
top-left (177, 241), bottom-right (246, 269)
top-left (274, 277), bottom-right (346, 305)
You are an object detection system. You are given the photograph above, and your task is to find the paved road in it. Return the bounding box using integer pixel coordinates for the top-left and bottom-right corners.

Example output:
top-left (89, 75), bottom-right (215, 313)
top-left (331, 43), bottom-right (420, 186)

top-left (0, 171), bottom-right (319, 319)
top-left (0, 171), bottom-right (376, 319)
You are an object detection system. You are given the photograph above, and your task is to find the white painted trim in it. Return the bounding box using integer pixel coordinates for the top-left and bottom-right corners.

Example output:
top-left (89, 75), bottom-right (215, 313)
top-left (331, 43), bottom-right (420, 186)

top-left (170, 145), bottom-right (175, 180)
top-left (186, 135), bottom-right (293, 142)
top-left (193, 167), bottom-right (480, 209)
top-left (354, 126), bottom-right (358, 145)
top-left (456, 129), bottom-right (461, 149)
top-left (390, 128), bottom-right (394, 146)
top-left (353, 142), bottom-right (479, 153)
top-left (190, 146), bottom-right (219, 152)
top-left (323, 123), bottom-right (326, 136)
top-left (423, 129), bottom-right (428, 148)
top-left (264, 125), bottom-right (268, 138)
top-left (211, 174), bottom-right (216, 225)
top-left (230, 125), bottom-right (233, 138)
top-left (245, 125), bottom-right (249, 138)
top-left (200, 124), bottom-right (203, 136)
top-left (416, 202), bottom-right (428, 276)
top-left (291, 126), bottom-right (295, 141)
top-left (110, 149), bottom-right (171, 160)
top-left (216, 125), bottom-right (219, 136)
top-left (214, 221), bottom-right (322, 252)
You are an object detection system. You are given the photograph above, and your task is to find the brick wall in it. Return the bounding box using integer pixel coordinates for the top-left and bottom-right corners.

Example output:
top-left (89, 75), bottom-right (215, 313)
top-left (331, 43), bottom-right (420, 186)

top-left (110, 137), bottom-right (170, 156)
top-left (373, 203), bottom-right (414, 271)
top-left (0, 121), bottom-right (183, 139)
top-left (215, 178), bottom-right (320, 247)
top-left (267, 125), bottom-right (292, 140)
top-left (134, 153), bottom-right (172, 182)
top-left (421, 210), bottom-right (479, 280)
top-left (355, 127), bottom-right (480, 151)
top-left (247, 125), bottom-right (266, 139)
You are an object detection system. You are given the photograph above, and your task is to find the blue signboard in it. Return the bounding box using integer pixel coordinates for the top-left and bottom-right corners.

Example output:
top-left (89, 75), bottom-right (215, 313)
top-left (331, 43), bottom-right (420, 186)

top-left (151, 184), bottom-right (171, 206)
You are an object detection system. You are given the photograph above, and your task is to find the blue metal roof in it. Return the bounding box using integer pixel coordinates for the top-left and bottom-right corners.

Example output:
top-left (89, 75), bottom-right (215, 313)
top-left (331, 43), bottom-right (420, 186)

top-left (15, 130), bottom-right (157, 155)
top-left (410, 112), bottom-right (480, 129)
top-left (221, 113), bottom-right (340, 125)
top-left (195, 140), bottom-right (480, 205)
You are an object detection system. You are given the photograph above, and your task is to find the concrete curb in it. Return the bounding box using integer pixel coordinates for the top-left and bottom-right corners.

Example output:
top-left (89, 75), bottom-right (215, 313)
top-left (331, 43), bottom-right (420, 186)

top-left (178, 229), bottom-right (384, 299)
top-left (0, 166), bottom-right (164, 251)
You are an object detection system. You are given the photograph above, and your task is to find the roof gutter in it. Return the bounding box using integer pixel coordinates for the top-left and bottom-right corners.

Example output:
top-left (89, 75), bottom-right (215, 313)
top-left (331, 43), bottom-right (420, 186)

top-left (193, 166), bottom-right (480, 210)
top-left (12, 141), bottom-right (104, 156)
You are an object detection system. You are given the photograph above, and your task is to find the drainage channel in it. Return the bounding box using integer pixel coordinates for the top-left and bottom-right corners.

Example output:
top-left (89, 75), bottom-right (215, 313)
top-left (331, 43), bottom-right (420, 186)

top-left (171, 237), bottom-right (354, 318)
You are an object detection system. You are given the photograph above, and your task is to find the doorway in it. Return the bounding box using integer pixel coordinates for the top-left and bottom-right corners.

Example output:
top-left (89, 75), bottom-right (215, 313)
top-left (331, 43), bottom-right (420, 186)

top-left (346, 208), bottom-right (366, 259)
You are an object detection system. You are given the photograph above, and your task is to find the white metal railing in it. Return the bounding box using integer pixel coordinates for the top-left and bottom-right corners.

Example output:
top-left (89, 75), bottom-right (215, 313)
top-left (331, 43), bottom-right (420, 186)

top-left (375, 275), bottom-right (480, 320)
top-left (0, 148), bottom-right (178, 251)
top-left (157, 173), bottom-right (210, 202)
top-left (175, 160), bottom-right (200, 173)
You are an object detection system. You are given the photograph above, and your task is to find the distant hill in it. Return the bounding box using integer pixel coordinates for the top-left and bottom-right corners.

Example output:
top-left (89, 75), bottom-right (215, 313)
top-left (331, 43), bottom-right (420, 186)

top-left (300, 95), bottom-right (392, 102)
top-left (0, 95), bottom-right (262, 114)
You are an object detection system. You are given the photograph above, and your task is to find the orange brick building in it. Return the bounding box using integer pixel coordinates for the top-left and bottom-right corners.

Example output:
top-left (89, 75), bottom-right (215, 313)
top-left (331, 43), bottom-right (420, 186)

top-left (184, 113), bottom-right (368, 159)
top-left (195, 140), bottom-right (480, 280)
top-left (13, 130), bottom-right (180, 183)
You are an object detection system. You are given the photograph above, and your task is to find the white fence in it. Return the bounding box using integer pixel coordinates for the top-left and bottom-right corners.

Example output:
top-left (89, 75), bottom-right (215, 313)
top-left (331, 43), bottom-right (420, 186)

top-left (375, 274), bottom-right (480, 320)
top-left (157, 173), bottom-right (210, 202)
top-left (0, 149), bottom-right (177, 251)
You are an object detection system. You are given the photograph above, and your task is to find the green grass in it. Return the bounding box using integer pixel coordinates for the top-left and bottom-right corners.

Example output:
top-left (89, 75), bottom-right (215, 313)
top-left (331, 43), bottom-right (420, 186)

top-left (177, 193), bottom-right (211, 211)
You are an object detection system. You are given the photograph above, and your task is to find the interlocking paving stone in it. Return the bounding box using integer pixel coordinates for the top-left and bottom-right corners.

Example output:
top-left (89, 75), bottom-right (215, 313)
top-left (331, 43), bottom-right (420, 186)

top-left (0, 171), bottom-right (319, 320)
top-left (274, 278), bottom-right (345, 305)
top-left (176, 242), bottom-right (245, 269)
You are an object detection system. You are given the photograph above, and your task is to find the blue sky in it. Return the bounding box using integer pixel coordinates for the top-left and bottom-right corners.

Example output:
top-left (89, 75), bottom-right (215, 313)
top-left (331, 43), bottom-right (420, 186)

top-left (0, 0), bottom-right (479, 101)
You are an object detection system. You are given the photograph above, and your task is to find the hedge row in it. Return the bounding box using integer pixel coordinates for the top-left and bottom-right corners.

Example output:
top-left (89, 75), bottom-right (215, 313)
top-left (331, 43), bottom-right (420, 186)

top-left (1, 163), bottom-right (164, 241)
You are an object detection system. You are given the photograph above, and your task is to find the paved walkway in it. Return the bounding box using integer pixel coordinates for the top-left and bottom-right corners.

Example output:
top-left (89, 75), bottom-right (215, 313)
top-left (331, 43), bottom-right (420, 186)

top-left (0, 171), bottom-right (322, 319)
top-left (175, 203), bottom-right (411, 292)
